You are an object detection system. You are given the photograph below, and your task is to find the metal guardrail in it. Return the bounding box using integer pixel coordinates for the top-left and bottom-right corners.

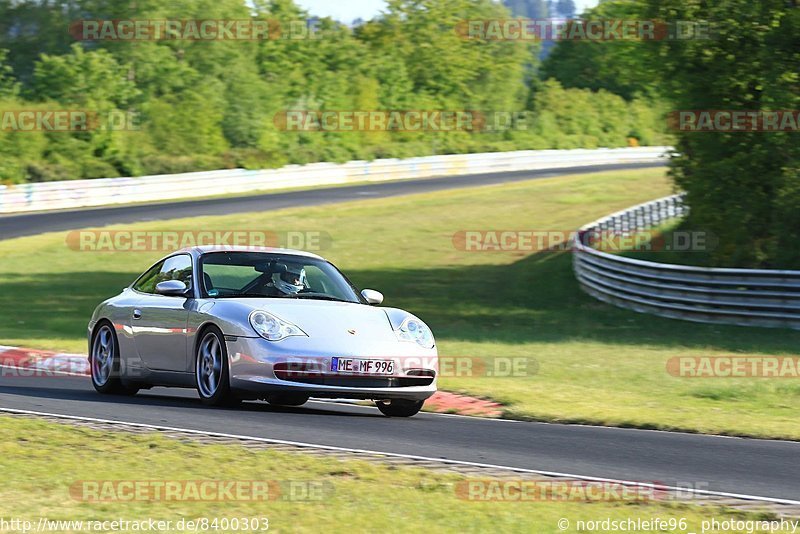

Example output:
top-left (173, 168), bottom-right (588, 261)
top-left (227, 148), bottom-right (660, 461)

top-left (572, 194), bottom-right (800, 330)
top-left (0, 147), bottom-right (669, 214)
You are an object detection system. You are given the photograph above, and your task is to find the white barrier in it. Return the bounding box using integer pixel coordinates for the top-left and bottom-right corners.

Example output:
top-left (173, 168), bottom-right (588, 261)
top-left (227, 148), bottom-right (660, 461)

top-left (0, 147), bottom-right (670, 214)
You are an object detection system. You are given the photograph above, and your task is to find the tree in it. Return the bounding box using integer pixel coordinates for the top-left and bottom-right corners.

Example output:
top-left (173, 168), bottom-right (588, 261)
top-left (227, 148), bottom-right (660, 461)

top-left (32, 44), bottom-right (138, 109)
top-left (0, 49), bottom-right (18, 98)
top-left (0, 0), bottom-right (79, 83)
top-left (540, 0), bottom-right (660, 101)
top-left (645, 0), bottom-right (800, 267)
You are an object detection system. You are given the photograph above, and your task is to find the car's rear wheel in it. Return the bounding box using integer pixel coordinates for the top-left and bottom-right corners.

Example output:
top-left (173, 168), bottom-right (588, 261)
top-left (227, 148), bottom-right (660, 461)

top-left (375, 399), bottom-right (424, 417)
top-left (91, 323), bottom-right (138, 396)
top-left (195, 326), bottom-right (238, 407)
top-left (266, 393), bottom-right (309, 407)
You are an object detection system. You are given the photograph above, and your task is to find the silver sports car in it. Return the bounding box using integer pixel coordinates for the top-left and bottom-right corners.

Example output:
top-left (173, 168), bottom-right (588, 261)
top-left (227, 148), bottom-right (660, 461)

top-left (87, 246), bottom-right (438, 417)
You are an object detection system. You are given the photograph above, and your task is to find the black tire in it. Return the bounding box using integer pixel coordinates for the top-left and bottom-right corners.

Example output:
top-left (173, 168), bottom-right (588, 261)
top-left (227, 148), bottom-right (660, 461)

top-left (266, 393), bottom-right (309, 407)
top-left (375, 399), bottom-right (424, 417)
top-left (195, 325), bottom-right (239, 407)
top-left (90, 322), bottom-right (139, 396)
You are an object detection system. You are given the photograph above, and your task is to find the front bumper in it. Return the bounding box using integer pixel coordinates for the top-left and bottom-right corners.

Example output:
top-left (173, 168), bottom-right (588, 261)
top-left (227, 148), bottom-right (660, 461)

top-left (226, 335), bottom-right (438, 401)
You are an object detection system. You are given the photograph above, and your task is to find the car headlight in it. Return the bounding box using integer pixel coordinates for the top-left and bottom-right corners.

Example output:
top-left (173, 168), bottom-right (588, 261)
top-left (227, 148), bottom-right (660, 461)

top-left (249, 311), bottom-right (307, 341)
top-left (396, 317), bottom-right (434, 349)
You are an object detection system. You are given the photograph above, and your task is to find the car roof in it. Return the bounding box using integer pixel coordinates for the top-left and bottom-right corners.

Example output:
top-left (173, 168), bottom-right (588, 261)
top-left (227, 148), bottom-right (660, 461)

top-left (179, 245), bottom-right (325, 260)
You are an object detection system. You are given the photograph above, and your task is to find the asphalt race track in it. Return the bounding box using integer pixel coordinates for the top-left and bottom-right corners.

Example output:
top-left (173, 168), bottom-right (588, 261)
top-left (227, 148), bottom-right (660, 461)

top-left (2, 160), bottom-right (799, 503)
top-left (0, 375), bottom-right (798, 502)
top-left (0, 162), bottom-right (663, 240)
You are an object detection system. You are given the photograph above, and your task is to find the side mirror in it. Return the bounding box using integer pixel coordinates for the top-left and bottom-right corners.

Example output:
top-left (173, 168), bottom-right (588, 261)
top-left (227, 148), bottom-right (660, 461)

top-left (155, 280), bottom-right (189, 297)
top-left (361, 289), bottom-right (384, 305)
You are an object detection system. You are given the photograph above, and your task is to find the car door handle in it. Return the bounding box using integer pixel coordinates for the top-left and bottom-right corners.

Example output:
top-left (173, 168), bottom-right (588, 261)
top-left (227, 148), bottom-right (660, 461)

top-left (133, 309), bottom-right (142, 320)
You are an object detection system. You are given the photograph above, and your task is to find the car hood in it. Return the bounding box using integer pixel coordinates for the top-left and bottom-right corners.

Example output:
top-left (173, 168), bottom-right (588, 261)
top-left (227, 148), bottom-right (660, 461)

top-left (198, 298), bottom-right (435, 356)
top-left (248, 299), bottom-right (395, 341)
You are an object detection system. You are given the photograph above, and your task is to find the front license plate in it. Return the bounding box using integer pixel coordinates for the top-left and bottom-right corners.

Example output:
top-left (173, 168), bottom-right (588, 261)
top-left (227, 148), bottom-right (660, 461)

top-left (330, 357), bottom-right (395, 375)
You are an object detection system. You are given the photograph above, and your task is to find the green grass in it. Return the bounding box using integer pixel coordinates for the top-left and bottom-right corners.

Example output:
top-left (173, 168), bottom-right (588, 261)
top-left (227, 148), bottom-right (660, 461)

top-left (0, 416), bottom-right (771, 533)
top-left (2, 167), bottom-right (800, 439)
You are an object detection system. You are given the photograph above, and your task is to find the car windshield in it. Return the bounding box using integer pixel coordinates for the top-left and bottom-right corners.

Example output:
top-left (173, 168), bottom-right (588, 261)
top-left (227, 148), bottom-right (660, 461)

top-left (199, 251), bottom-right (363, 303)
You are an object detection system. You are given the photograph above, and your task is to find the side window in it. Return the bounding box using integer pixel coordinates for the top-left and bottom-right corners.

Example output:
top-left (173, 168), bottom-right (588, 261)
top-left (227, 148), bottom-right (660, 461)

top-left (133, 261), bottom-right (165, 294)
top-left (133, 255), bottom-right (193, 294)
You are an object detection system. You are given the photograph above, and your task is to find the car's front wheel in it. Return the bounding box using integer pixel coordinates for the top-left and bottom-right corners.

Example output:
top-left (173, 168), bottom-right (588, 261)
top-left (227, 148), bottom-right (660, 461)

top-left (195, 326), bottom-right (238, 407)
top-left (375, 399), bottom-right (424, 417)
top-left (91, 322), bottom-right (138, 396)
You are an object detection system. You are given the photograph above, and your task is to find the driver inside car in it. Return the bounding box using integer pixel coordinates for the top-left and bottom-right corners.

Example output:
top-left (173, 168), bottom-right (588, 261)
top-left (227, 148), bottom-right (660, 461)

top-left (270, 264), bottom-right (308, 295)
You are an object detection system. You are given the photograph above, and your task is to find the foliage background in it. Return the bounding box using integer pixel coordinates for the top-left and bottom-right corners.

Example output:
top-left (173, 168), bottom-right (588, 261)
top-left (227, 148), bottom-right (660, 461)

top-left (0, 0), bottom-right (667, 184)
